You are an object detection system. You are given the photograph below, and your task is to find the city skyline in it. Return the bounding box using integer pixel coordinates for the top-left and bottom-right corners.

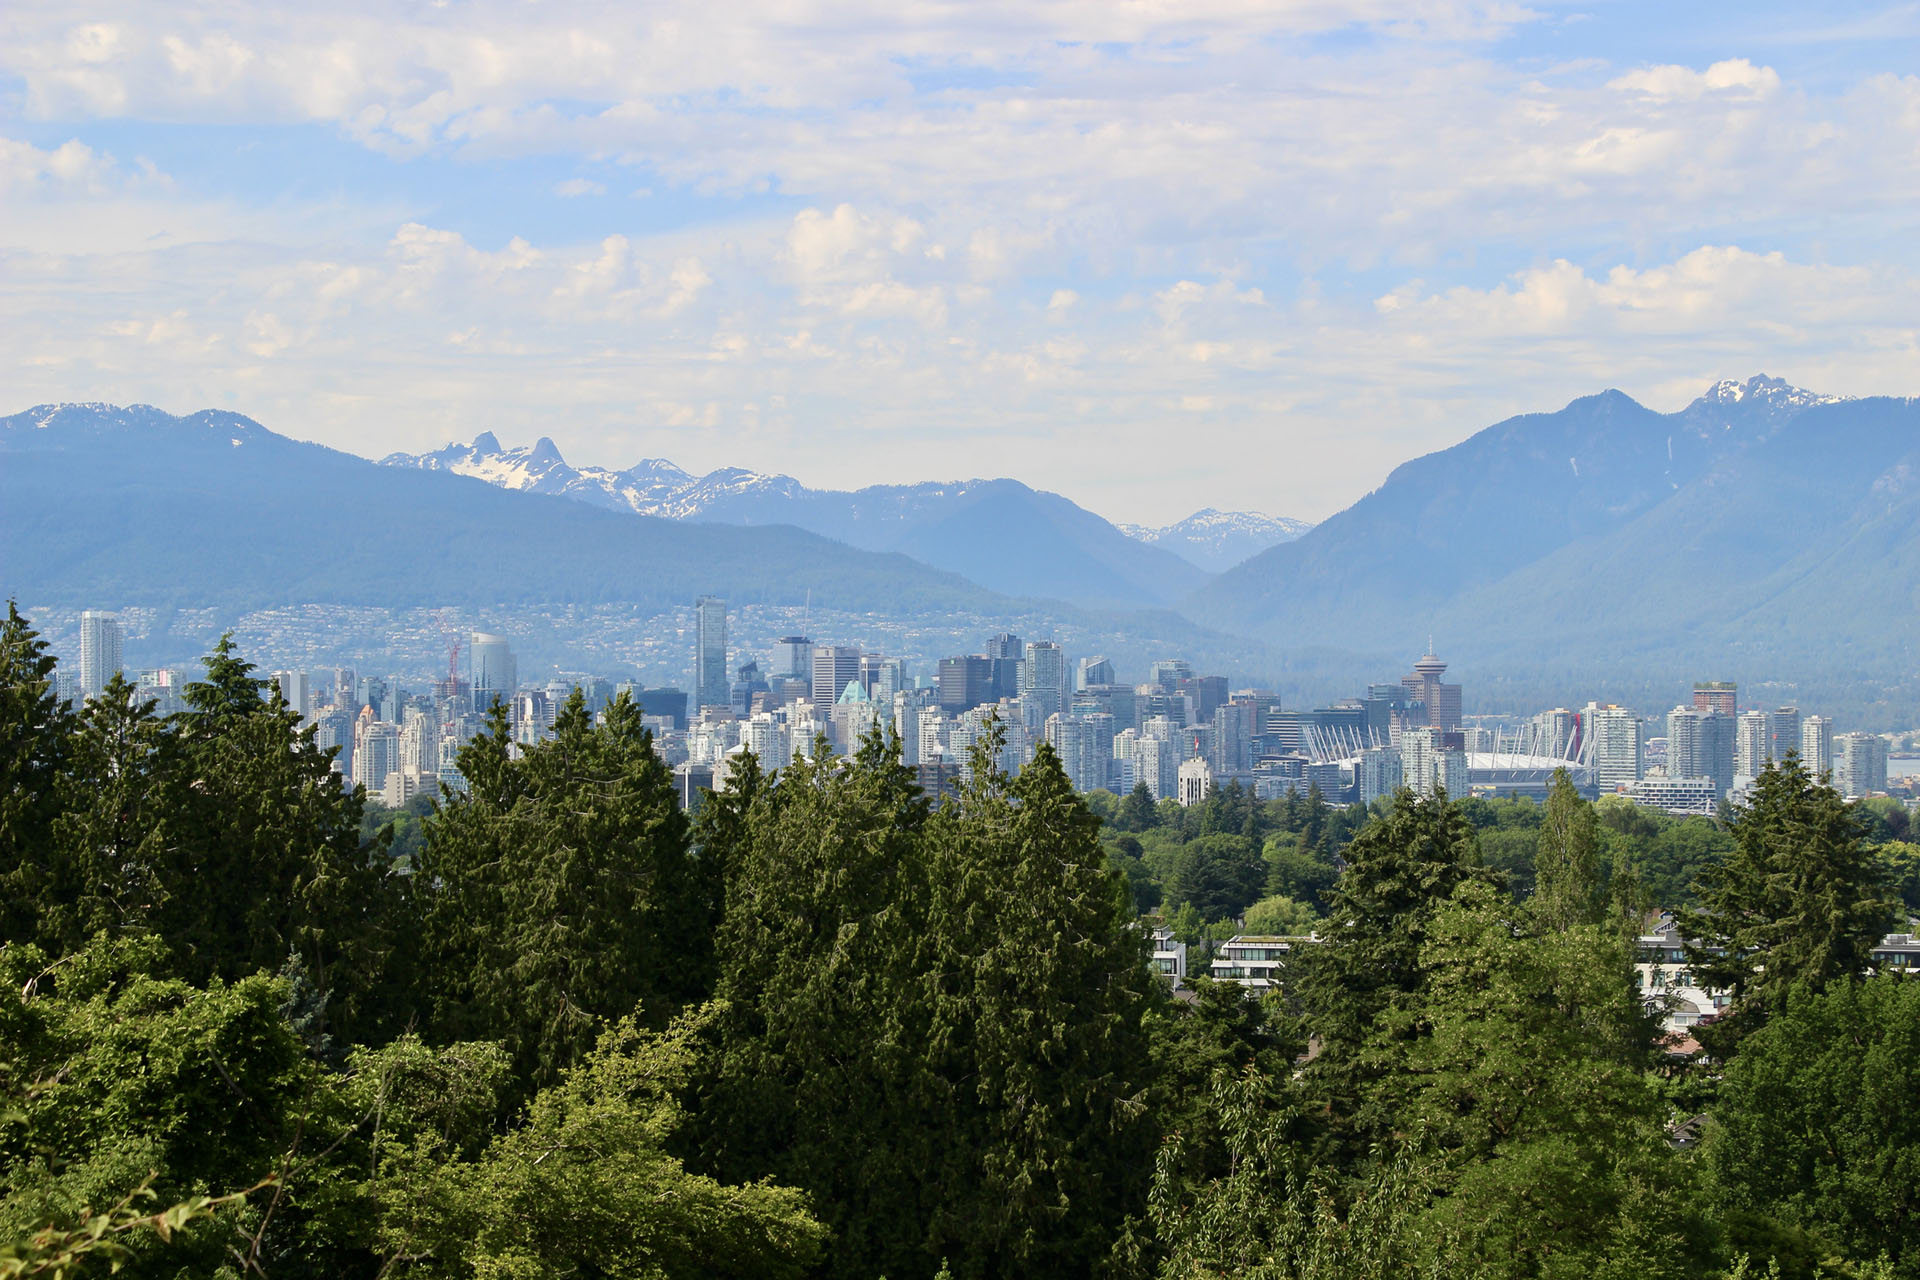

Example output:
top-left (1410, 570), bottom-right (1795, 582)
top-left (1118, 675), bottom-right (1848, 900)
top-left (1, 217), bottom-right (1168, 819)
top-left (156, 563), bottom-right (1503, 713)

top-left (45, 604), bottom-right (1914, 819)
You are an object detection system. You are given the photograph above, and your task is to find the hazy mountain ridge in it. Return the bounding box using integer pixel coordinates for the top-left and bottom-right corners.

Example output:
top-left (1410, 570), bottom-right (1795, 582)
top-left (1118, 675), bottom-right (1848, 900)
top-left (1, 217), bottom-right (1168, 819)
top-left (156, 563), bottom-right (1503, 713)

top-left (0, 403), bottom-right (1011, 618)
top-left (1188, 375), bottom-right (1920, 695)
top-left (381, 435), bottom-right (1218, 607)
top-left (1, 402), bottom-right (1292, 685)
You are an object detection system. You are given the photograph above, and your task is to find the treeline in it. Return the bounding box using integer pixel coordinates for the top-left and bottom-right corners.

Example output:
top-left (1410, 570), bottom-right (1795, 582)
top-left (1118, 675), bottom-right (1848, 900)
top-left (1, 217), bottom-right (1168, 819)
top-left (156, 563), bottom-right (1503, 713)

top-left (3, 603), bottom-right (1919, 1278)
top-left (1096, 776), bottom-right (1920, 948)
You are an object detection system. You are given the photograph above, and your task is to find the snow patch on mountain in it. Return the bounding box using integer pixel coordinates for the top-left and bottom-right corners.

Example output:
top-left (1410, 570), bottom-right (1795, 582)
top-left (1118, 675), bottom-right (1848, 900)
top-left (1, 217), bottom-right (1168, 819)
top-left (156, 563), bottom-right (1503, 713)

top-left (1698, 374), bottom-right (1847, 410)
top-left (1120, 508), bottom-right (1314, 572)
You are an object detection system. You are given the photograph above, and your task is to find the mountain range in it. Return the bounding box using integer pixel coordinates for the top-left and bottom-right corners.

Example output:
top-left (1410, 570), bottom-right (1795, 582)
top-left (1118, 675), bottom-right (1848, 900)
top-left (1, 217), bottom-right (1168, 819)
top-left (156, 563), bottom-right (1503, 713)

top-left (378, 437), bottom-right (1309, 605)
top-left (1190, 375), bottom-right (1920, 712)
top-left (0, 403), bottom-right (1008, 617)
top-left (6, 376), bottom-right (1918, 722)
top-left (0, 402), bottom-right (1278, 684)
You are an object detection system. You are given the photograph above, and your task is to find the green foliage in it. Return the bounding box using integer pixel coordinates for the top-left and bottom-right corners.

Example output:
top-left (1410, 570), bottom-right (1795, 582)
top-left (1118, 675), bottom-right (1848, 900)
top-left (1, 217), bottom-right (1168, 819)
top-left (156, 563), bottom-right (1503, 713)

top-left (1147, 1067), bottom-right (1440, 1280)
top-left (1291, 789), bottom-right (1496, 1161)
top-left (1169, 833), bottom-right (1266, 922)
top-left (416, 689), bottom-right (697, 1092)
top-left (697, 732), bottom-right (934, 1280)
top-left (1679, 757), bottom-right (1896, 1055)
top-left (1854, 797), bottom-right (1912, 846)
top-left (1242, 894), bottom-right (1320, 938)
top-left (1118, 782), bottom-right (1161, 832)
top-left (1147, 980), bottom-right (1302, 1193)
top-left (920, 739), bottom-right (1157, 1278)
top-left (1878, 841), bottom-right (1920, 917)
top-left (1709, 978), bottom-right (1920, 1275)
top-left (1262, 837), bottom-right (1339, 912)
top-left (154, 633), bottom-right (398, 1043)
top-left (38, 676), bottom-right (175, 956)
top-left (1595, 799), bottom-right (1732, 908)
top-left (1533, 769), bottom-right (1608, 930)
top-left (0, 605), bottom-right (75, 947)
top-left (1390, 881), bottom-right (1701, 1278)
top-left (360, 792), bottom-right (435, 866)
top-left (0, 935), bottom-right (321, 1277)
top-left (7, 608), bottom-right (1917, 1279)
top-left (375, 1011), bottom-right (827, 1280)
top-left (1106, 835), bottom-right (1164, 914)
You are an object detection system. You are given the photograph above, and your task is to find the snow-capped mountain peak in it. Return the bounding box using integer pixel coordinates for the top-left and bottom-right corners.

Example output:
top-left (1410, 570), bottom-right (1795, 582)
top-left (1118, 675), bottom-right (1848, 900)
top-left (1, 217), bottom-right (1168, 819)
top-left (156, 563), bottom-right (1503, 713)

top-left (1119, 508), bottom-right (1314, 572)
top-left (1698, 373), bottom-right (1847, 410)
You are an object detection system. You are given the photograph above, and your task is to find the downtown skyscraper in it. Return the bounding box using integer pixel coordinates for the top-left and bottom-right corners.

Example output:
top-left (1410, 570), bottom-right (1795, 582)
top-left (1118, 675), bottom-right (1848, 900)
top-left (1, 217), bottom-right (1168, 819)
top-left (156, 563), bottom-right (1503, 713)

top-left (78, 610), bottom-right (122, 700)
top-left (694, 595), bottom-right (729, 712)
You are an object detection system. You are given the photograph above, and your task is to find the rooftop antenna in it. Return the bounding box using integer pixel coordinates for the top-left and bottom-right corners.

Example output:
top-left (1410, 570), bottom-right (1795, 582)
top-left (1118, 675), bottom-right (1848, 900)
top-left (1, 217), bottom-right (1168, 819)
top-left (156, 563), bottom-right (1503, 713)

top-left (804, 588), bottom-right (811, 639)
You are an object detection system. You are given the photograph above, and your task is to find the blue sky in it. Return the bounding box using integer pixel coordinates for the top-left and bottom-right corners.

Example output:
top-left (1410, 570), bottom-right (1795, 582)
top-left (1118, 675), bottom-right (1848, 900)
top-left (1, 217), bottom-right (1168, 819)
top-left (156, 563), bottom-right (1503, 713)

top-left (4, 1), bottom-right (1918, 523)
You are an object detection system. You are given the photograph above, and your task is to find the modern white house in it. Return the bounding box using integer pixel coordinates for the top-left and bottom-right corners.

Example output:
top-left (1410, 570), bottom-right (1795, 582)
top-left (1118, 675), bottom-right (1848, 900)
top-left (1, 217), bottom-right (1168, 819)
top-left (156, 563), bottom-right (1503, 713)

top-left (1208, 935), bottom-right (1304, 991)
top-left (1150, 926), bottom-right (1188, 984)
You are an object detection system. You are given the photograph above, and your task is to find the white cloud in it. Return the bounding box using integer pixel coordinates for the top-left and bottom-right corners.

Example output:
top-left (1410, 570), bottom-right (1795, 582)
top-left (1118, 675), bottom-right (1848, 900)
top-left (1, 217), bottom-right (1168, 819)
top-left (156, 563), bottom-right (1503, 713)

top-left (1609, 58), bottom-right (1782, 102)
top-left (0, 136), bottom-right (125, 193)
top-left (6, 7), bottom-right (1920, 523)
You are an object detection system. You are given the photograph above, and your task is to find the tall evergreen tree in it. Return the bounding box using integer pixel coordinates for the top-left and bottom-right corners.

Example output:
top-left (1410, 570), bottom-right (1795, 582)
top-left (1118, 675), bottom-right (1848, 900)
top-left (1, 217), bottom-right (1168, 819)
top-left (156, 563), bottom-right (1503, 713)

top-left (921, 739), bottom-right (1156, 1278)
top-left (697, 729), bottom-right (935, 1280)
top-left (685, 744), bottom-right (765, 998)
top-left (417, 690), bottom-right (695, 1090)
top-left (1533, 768), bottom-right (1607, 931)
top-left (1678, 755), bottom-right (1895, 1055)
top-left (153, 634), bottom-right (394, 1041)
top-left (1119, 782), bottom-right (1161, 832)
top-left (1390, 881), bottom-right (1701, 1279)
top-left (1291, 788), bottom-right (1492, 1161)
top-left (41, 674), bottom-right (176, 954)
top-left (0, 603), bottom-right (74, 944)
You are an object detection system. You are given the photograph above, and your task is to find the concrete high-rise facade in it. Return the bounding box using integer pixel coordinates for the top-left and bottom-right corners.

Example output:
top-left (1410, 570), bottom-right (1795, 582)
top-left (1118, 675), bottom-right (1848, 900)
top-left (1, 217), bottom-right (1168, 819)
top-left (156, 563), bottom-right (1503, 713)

top-left (1020, 641), bottom-right (1068, 724)
top-left (1833, 732), bottom-right (1888, 799)
top-left (742, 713), bottom-right (794, 773)
top-left (1177, 756), bottom-right (1213, 806)
top-left (352, 711), bottom-right (399, 794)
top-left (1589, 704), bottom-right (1643, 792)
top-left (1360, 747), bottom-right (1404, 806)
top-left (1665, 708), bottom-right (1705, 791)
top-left (1769, 707), bottom-right (1802, 767)
top-left (813, 646), bottom-right (863, 709)
top-left (1533, 708), bottom-right (1578, 758)
top-left (1735, 710), bottom-right (1771, 781)
top-left (1077, 656), bottom-right (1115, 692)
top-left (892, 688), bottom-right (936, 766)
top-left (1400, 728), bottom-right (1437, 797)
top-left (470, 633), bottom-right (516, 711)
top-left (935, 654), bottom-right (993, 712)
top-left (694, 596), bottom-right (729, 712)
top-left (1149, 659), bottom-right (1193, 692)
top-left (1045, 711), bottom-right (1113, 794)
top-left (1130, 733), bottom-right (1174, 802)
top-left (1668, 707), bottom-right (1735, 798)
top-left (1692, 681), bottom-right (1737, 717)
top-left (1210, 699), bottom-right (1258, 776)
top-left (772, 636), bottom-right (814, 682)
top-left (272, 670), bottom-right (312, 721)
top-left (1801, 715), bottom-right (1834, 778)
top-left (78, 610), bottom-right (123, 701)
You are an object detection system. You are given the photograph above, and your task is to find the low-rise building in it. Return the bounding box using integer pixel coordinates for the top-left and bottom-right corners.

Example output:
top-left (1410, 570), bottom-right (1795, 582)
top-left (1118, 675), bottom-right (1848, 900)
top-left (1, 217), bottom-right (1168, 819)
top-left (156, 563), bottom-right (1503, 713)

top-left (1208, 935), bottom-right (1303, 991)
top-left (1150, 926), bottom-right (1188, 984)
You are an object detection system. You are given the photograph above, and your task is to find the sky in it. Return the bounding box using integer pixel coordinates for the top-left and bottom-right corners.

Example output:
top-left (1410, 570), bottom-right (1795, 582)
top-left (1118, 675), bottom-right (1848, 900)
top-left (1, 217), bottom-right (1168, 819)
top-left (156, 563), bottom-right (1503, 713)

top-left (4, 1), bottom-right (1919, 525)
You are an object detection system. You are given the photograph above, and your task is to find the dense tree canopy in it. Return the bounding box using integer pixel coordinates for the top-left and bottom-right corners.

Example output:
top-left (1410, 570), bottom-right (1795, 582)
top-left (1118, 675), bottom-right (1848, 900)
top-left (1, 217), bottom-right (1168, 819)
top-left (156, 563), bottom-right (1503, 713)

top-left (1, 608), bottom-right (1913, 1278)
